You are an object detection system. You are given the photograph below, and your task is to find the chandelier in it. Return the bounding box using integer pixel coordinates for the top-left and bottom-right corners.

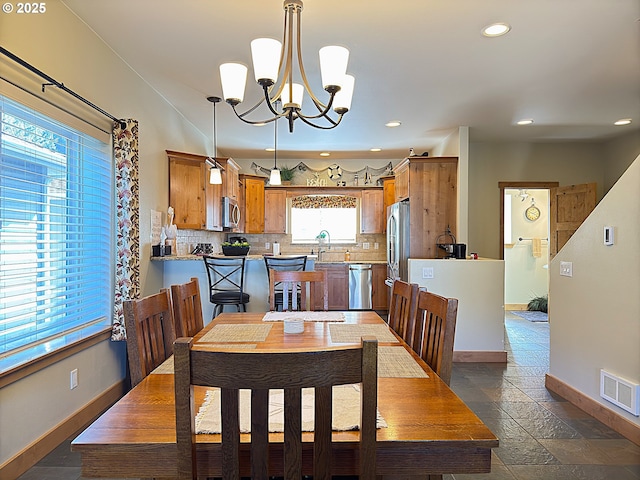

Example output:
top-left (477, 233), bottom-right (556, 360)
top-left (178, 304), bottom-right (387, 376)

top-left (219, 0), bottom-right (355, 133)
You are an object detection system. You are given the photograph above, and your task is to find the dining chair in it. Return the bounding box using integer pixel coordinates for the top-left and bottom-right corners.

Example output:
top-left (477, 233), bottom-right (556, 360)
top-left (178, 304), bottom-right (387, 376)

top-left (123, 289), bottom-right (176, 387)
top-left (264, 255), bottom-right (307, 311)
top-left (412, 288), bottom-right (458, 386)
top-left (387, 279), bottom-right (419, 341)
top-left (174, 335), bottom-right (378, 480)
top-left (170, 277), bottom-right (204, 338)
top-left (202, 255), bottom-right (250, 319)
top-left (269, 269), bottom-right (328, 311)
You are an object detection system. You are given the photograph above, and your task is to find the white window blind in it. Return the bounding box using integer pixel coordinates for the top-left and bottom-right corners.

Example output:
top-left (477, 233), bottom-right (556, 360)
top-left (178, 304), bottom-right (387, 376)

top-left (0, 94), bottom-right (113, 369)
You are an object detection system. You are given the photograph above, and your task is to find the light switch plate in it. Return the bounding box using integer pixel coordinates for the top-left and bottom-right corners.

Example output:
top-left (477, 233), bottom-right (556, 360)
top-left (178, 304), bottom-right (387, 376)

top-left (422, 267), bottom-right (434, 279)
top-left (560, 261), bottom-right (573, 277)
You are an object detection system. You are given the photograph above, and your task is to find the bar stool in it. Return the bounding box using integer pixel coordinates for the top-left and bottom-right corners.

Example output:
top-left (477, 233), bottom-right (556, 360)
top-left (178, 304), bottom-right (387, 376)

top-left (202, 256), bottom-right (250, 319)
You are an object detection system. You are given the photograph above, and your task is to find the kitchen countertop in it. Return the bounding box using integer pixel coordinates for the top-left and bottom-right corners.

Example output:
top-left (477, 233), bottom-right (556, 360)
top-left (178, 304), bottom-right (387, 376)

top-left (151, 254), bottom-right (386, 264)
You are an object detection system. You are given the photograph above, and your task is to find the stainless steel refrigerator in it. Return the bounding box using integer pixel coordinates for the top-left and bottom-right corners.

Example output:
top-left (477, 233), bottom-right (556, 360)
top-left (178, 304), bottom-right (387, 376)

top-left (386, 200), bottom-right (410, 285)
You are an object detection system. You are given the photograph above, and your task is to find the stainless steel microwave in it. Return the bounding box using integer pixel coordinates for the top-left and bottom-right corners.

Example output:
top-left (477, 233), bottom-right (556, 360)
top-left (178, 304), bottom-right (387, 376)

top-left (222, 196), bottom-right (240, 229)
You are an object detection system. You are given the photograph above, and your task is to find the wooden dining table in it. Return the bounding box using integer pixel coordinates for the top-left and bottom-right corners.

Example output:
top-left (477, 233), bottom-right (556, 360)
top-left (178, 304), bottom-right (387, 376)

top-left (71, 310), bottom-right (498, 478)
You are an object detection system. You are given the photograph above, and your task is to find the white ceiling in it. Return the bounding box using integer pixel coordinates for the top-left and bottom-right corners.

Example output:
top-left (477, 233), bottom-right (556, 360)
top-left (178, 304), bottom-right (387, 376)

top-left (62, 0), bottom-right (640, 162)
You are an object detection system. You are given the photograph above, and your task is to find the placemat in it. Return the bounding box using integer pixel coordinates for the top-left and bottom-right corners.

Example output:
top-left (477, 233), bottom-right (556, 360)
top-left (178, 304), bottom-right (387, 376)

top-left (195, 384), bottom-right (387, 434)
top-left (262, 311), bottom-right (346, 322)
top-left (379, 346), bottom-right (428, 378)
top-left (199, 324), bottom-right (272, 343)
top-left (329, 323), bottom-right (399, 343)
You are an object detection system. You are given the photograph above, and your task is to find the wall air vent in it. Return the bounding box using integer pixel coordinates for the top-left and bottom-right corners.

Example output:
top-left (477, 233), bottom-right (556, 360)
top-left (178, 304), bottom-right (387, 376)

top-left (600, 369), bottom-right (640, 416)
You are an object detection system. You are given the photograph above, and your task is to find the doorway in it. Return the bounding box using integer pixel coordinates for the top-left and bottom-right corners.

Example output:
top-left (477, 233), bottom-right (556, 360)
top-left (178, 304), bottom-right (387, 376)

top-left (499, 181), bottom-right (558, 310)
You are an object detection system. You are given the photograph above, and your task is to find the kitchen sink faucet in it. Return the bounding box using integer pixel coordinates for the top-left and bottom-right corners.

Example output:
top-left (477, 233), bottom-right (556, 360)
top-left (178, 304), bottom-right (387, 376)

top-left (316, 230), bottom-right (331, 262)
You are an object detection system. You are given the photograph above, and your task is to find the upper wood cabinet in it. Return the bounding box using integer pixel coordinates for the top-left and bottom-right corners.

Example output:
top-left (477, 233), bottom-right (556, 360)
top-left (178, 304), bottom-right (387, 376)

top-left (396, 156), bottom-right (458, 258)
top-left (168, 150), bottom-right (217, 230)
top-left (264, 189), bottom-right (287, 233)
top-left (219, 158), bottom-right (240, 201)
top-left (242, 175), bottom-right (266, 234)
top-left (360, 188), bottom-right (384, 234)
top-left (382, 177), bottom-right (395, 233)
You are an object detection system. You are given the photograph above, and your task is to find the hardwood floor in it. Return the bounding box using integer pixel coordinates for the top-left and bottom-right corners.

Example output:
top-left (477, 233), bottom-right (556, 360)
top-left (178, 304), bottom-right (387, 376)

top-left (15, 313), bottom-right (640, 480)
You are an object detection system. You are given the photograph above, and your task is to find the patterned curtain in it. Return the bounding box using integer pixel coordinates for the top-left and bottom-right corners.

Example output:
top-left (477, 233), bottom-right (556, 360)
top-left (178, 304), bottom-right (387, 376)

top-left (111, 120), bottom-right (140, 341)
top-left (291, 195), bottom-right (357, 209)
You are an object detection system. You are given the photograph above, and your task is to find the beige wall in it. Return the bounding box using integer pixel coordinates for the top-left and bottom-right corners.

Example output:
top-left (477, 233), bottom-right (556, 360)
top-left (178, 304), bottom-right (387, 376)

top-left (0, 0), bottom-right (206, 467)
top-left (549, 155), bottom-right (640, 426)
top-left (467, 142), bottom-right (608, 259)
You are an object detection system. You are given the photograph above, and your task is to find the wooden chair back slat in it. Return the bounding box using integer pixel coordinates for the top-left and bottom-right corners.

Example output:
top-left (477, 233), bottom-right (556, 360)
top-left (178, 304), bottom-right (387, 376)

top-left (123, 290), bottom-right (176, 387)
top-left (412, 288), bottom-right (458, 385)
top-left (387, 279), bottom-right (419, 341)
top-left (174, 336), bottom-right (378, 480)
top-left (170, 277), bottom-right (204, 338)
top-left (269, 269), bottom-right (329, 311)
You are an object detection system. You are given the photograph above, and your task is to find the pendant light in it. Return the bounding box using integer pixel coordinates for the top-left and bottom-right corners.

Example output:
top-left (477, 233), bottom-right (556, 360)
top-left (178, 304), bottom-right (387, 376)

top-left (269, 116), bottom-right (281, 185)
top-left (207, 96), bottom-right (222, 185)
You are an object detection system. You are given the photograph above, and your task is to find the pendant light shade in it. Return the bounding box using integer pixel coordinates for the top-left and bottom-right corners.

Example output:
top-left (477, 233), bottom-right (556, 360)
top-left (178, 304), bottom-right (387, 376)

top-left (207, 96), bottom-right (222, 185)
top-left (270, 168), bottom-right (282, 186)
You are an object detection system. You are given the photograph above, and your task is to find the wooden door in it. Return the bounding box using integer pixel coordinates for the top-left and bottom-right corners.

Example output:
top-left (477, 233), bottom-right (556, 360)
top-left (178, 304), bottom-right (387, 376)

top-left (549, 183), bottom-right (597, 258)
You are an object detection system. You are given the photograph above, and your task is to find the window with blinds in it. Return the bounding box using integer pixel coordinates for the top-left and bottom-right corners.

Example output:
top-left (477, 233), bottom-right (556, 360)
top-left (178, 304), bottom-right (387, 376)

top-left (0, 95), bottom-right (113, 370)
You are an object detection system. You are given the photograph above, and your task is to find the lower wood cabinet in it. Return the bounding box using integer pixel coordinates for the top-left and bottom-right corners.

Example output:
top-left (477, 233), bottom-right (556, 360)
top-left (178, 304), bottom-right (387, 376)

top-left (371, 263), bottom-right (389, 311)
top-left (313, 263), bottom-right (348, 311)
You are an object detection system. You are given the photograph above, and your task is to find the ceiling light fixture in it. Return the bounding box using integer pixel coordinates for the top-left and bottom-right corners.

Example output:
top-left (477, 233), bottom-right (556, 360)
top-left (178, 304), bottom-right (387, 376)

top-left (206, 96), bottom-right (223, 185)
top-left (270, 115), bottom-right (282, 186)
top-left (385, 120), bottom-right (401, 128)
top-left (517, 118), bottom-right (534, 125)
top-left (370, 148), bottom-right (382, 152)
top-left (320, 152), bottom-right (331, 157)
top-left (219, 0), bottom-right (355, 134)
top-left (614, 118), bottom-right (632, 126)
top-left (482, 23), bottom-right (511, 37)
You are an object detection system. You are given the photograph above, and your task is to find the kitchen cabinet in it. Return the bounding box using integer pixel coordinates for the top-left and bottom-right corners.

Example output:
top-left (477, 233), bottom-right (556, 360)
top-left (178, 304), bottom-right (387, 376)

top-left (313, 264), bottom-right (349, 311)
top-left (360, 188), bottom-right (384, 234)
top-left (264, 188), bottom-right (287, 233)
top-left (220, 158), bottom-right (240, 201)
top-left (396, 156), bottom-right (458, 259)
top-left (241, 174), bottom-right (265, 233)
top-left (371, 263), bottom-right (389, 311)
top-left (168, 150), bottom-right (222, 231)
top-left (382, 176), bottom-right (395, 233)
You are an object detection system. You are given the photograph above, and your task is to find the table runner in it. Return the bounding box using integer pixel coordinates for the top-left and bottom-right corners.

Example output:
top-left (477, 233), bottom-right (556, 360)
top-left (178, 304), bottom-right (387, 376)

top-left (195, 384), bottom-right (388, 434)
top-left (378, 346), bottom-right (428, 378)
top-left (262, 311), bottom-right (346, 322)
top-left (199, 324), bottom-right (272, 343)
top-left (328, 323), bottom-right (399, 343)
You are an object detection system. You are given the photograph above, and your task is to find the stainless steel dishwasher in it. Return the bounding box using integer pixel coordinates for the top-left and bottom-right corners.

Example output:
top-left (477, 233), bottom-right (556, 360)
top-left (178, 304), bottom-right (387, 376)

top-left (348, 264), bottom-right (372, 310)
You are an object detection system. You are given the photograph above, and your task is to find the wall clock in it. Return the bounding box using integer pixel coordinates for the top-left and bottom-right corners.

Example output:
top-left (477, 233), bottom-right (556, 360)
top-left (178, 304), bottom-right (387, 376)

top-left (525, 205), bottom-right (541, 221)
top-left (328, 164), bottom-right (342, 180)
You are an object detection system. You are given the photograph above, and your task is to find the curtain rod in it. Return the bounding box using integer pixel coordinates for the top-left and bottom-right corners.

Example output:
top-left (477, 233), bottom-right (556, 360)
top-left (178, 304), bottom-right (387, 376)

top-left (0, 46), bottom-right (126, 129)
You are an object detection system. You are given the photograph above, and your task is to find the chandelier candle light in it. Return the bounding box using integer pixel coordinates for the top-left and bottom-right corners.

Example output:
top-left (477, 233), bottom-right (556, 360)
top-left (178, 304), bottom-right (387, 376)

top-left (219, 0), bottom-right (355, 133)
top-left (206, 96), bottom-right (223, 185)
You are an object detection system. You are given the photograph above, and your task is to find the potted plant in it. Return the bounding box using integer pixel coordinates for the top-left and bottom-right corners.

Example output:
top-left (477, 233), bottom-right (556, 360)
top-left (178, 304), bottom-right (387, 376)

top-left (279, 165), bottom-right (296, 185)
top-left (221, 240), bottom-right (250, 256)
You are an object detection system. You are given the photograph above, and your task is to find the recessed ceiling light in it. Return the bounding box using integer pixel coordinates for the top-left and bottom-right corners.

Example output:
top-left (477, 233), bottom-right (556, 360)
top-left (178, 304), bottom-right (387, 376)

top-left (517, 118), bottom-right (534, 125)
top-left (265, 147), bottom-right (275, 152)
top-left (482, 23), bottom-right (511, 37)
top-left (320, 152), bottom-right (330, 157)
top-left (385, 121), bottom-right (401, 128)
top-left (614, 118), bottom-right (632, 126)
top-left (370, 148), bottom-right (382, 152)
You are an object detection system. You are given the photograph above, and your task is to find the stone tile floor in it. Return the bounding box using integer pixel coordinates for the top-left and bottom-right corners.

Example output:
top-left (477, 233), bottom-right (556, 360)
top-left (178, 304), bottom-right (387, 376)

top-left (16, 312), bottom-right (640, 480)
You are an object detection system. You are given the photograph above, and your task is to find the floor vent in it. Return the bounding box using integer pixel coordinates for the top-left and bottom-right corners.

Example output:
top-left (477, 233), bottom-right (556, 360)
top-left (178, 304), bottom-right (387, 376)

top-left (600, 369), bottom-right (640, 416)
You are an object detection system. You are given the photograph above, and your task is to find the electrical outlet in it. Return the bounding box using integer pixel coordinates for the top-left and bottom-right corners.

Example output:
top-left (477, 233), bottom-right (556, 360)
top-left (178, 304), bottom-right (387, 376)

top-left (374, 242), bottom-right (379, 250)
top-left (363, 242), bottom-right (370, 250)
top-left (70, 369), bottom-right (78, 389)
top-left (265, 242), bottom-right (270, 249)
top-left (422, 267), bottom-right (434, 279)
top-left (560, 261), bottom-right (573, 277)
